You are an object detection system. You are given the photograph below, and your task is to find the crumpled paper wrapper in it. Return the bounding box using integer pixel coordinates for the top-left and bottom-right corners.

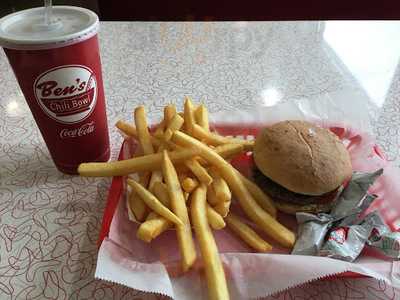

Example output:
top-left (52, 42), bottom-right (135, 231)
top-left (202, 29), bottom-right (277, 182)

top-left (95, 90), bottom-right (400, 299)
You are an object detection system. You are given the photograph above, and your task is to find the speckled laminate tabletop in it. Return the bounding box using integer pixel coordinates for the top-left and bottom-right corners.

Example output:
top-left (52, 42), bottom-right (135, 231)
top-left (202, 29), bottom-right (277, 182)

top-left (0, 21), bottom-right (399, 299)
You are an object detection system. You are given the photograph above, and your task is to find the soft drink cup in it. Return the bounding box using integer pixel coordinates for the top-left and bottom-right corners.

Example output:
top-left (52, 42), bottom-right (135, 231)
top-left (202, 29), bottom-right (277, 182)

top-left (0, 6), bottom-right (110, 174)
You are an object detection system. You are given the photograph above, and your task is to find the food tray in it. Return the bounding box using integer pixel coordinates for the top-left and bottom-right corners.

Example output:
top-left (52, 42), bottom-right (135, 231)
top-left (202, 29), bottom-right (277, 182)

top-left (97, 123), bottom-right (399, 281)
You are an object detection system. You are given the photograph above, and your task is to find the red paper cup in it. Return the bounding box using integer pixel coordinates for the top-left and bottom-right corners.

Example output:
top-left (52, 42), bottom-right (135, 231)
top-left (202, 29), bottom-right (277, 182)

top-left (0, 6), bottom-right (110, 174)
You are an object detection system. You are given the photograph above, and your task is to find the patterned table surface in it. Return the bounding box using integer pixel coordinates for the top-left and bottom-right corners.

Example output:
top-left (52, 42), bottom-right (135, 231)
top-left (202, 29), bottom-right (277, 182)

top-left (1, 21), bottom-right (400, 299)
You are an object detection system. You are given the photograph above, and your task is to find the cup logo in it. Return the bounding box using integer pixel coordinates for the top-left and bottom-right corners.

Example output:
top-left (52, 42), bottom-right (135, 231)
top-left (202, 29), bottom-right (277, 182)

top-left (34, 65), bottom-right (97, 124)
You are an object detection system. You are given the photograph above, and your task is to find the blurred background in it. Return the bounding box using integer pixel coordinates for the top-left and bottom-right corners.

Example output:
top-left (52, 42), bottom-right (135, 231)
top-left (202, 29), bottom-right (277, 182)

top-left (1, 0), bottom-right (400, 20)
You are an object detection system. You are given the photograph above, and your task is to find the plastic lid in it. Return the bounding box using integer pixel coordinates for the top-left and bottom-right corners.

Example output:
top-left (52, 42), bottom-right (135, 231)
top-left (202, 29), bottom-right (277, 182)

top-left (0, 6), bottom-right (99, 50)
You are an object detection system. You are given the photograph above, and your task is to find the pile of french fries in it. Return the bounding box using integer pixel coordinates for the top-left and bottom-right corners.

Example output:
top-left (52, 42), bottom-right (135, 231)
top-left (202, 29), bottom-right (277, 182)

top-left (78, 98), bottom-right (295, 300)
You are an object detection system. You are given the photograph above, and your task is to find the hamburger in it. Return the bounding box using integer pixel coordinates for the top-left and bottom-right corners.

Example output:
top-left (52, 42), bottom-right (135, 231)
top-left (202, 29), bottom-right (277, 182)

top-left (253, 120), bottom-right (352, 215)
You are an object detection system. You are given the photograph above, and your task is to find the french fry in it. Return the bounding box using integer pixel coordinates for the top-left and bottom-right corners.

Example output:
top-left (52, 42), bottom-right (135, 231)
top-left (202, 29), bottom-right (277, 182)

top-left (134, 106), bottom-right (159, 213)
top-left (194, 104), bottom-right (209, 131)
top-left (146, 212), bottom-right (159, 220)
top-left (148, 169), bottom-right (163, 192)
top-left (182, 142), bottom-right (246, 170)
top-left (148, 145), bottom-right (165, 192)
top-left (127, 162), bottom-right (150, 222)
top-left (214, 144), bottom-right (245, 159)
top-left (116, 120), bottom-right (161, 147)
top-left (207, 204), bottom-right (226, 230)
top-left (171, 131), bottom-right (295, 248)
top-left (115, 120), bottom-right (137, 137)
top-left (128, 188), bottom-right (147, 222)
top-left (153, 106), bottom-right (176, 149)
top-left (213, 200), bottom-right (231, 218)
top-left (181, 177), bottom-right (199, 193)
top-left (184, 158), bottom-right (213, 186)
top-left (164, 104), bottom-right (176, 124)
top-left (184, 192), bottom-right (189, 202)
top-left (137, 215), bottom-right (172, 242)
top-left (214, 143), bottom-right (244, 159)
top-left (192, 124), bottom-right (254, 151)
top-left (239, 140), bottom-right (254, 152)
top-left (153, 107), bottom-right (174, 144)
top-left (78, 148), bottom-right (200, 177)
top-left (126, 145), bottom-right (149, 221)
top-left (176, 144), bottom-right (245, 172)
top-left (153, 127), bottom-right (164, 139)
top-left (153, 115), bottom-right (166, 139)
top-left (136, 182), bottom-right (173, 242)
top-left (164, 129), bottom-right (175, 143)
top-left (208, 167), bottom-right (231, 203)
top-left (134, 106), bottom-right (154, 155)
top-left (152, 181), bottom-right (170, 207)
top-left (164, 113), bottom-right (184, 141)
top-left (184, 96), bottom-right (196, 134)
top-left (234, 169), bottom-right (277, 218)
top-left (207, 185), bottom-right (220, 206)
top-left (196, 143), bottom-right (244, 166)
top-left (225, 212), bottom-right (272, 252)
top-left (162, 151), bottom-right (196, 272)
top-left (178, 172), bottom-right (187, 182)
top-left (166, 111), bottom-right (183, 128)
top-left (128, 179), bottom-right (183, 226)
top-left (190, 184), bottom-right (229, 300)
top-left (138, 170), bottom-right (151, 188)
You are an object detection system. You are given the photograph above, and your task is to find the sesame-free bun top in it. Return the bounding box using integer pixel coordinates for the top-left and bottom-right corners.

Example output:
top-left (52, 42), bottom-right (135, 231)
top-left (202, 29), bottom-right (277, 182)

top-left (253, 120), bottom-right (352, 196)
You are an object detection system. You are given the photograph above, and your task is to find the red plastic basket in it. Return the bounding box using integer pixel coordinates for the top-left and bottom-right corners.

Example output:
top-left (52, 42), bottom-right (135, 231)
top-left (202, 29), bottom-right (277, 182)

top-left (97, 123), bottom-right (396, 280)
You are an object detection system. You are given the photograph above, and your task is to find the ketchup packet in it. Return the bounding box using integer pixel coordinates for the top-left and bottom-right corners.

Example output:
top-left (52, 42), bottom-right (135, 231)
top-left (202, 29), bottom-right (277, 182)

top-left (319, 209), bottom-right (379, 262)
top-left (331, 169), bottom-right (383, 219)
top-left (292, 169), bottom-right (383, 257)
top-left (319, 222), bottom-right (371, 261)
top-left (365, 213), bottom-right (400, 259)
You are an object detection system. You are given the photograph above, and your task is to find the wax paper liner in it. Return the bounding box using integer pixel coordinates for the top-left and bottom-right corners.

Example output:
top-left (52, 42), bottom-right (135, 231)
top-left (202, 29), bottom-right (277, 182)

top-left (95, 90), bottom-right (400, 299)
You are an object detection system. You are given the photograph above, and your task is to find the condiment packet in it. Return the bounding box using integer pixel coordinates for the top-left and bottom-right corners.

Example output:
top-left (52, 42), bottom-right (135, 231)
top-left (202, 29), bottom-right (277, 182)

top-left (292, 213), bottom-right (333, 255)
top-left (331, 169), bottom-right (383, 219)
top-left (294, 168), bottom-right (400, 262)
top-left (365, 212), bottom-right (400, 259)
top-left (370, 232), bottom-right (400, 258)
top-left (335, 194), bottom-right (377, 227)
top-left (319, 223), bottom-right (371, 262)
top-left (292, 169), bottom-right (383, 256)
top-left (319, 210), bottom-right (380, 262)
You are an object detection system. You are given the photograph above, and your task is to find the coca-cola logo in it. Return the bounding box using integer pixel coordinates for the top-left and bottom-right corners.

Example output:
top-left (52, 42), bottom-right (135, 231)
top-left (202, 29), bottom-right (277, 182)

top-left (60, 121), bottom-right (95, 139)
top-left (34, 65), bottom-right (97, 124)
